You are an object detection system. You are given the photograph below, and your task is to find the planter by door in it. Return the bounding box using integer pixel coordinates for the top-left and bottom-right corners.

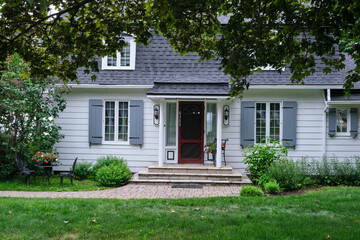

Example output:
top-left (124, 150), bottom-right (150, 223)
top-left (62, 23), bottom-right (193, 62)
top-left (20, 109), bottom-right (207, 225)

top-left (178, 102), bottom-right (204, 164)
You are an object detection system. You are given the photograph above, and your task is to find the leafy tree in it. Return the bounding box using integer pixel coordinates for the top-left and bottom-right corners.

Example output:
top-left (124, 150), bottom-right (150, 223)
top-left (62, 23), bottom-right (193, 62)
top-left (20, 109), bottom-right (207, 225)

top-left (0, 53), bottom-right (69, 165)
top-left (0, 0), bottom-right (152, 82)
top-left (1, 1), bottom-right (359, 97)
top-left (151, 0), bottom-right (360, 96)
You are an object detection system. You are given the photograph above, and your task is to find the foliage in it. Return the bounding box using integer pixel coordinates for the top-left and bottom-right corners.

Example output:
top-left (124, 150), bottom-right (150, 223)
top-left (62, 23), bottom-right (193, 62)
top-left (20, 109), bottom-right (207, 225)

top-left (0, 53), bottom-right (68, 165)
top-left (204, 142), bottom-right (226, 153)
top-left (239, 186), bottom-right (264, 197)
top-left (0, 0), bottom-right (152, 83)
top-left (0, 132), bottom-right (17, 179)
top-left (264, 180), bottom-right (281, 194)
top-left (91, 155), bottom-right (126, 178)
top-left (95, 162), bottom-right (132, 187)
top-left (1, 1), bottom-right (360, 97)
top-left (74, 161), bottom-right (94, 180)
top-left (31, 151), bottom-right (59, 165)
top-left (266, 159), bottom-right (305, 191)
top-left (243, 140), bottom-right (287, 184)
top-left (311, 157), bottom-right (360, 186)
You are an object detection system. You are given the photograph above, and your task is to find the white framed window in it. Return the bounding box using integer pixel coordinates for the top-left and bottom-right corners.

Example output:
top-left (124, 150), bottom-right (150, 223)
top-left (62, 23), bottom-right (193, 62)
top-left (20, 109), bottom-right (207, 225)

top-left (102, 37), bottom-right (136, 70)
top-left (255, 102), bottom-right (281, 143)
top-left (104, 101), bottom-right (129, 143)
top-left (336, 109), bottom-right (350, 135)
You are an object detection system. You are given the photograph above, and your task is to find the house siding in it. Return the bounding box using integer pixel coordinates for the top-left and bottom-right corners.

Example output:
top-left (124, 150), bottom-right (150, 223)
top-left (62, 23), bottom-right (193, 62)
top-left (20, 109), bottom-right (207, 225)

top-left (55, 87), bottom-right (360, 173)
top-left (223, 89), bottom-right (326, 171)
top-left (326, 107), bottom-right (360, 158)
top-left (54, 88), bottom-right (158, 172)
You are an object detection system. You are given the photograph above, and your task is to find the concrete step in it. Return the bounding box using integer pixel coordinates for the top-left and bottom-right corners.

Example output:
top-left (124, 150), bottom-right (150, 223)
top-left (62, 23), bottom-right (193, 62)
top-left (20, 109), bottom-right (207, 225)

top-left (138, 170), bottom-right (242, 181)
top-left (129, 173), bottom-right (245, 186)
top-left (148, 164), bottom-right (233, 174)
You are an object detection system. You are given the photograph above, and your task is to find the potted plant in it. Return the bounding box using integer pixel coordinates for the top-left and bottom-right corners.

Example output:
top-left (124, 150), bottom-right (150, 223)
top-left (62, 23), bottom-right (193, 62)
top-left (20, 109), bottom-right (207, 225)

top-left (205, 142), bottom-right (227, 160)
top-left (32, 151), bottom-right (60, 165)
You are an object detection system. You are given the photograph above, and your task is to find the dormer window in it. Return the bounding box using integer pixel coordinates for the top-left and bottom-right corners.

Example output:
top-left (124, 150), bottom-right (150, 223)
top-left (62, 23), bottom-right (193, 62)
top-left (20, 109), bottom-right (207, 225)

top-left (102, 37), bottom-right (136, 70)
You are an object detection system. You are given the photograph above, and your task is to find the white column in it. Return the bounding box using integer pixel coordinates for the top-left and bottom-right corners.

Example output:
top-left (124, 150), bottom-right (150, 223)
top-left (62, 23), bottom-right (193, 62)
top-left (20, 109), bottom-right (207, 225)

top-left (216, 101), bottom-right (223, 168)
top-left (158, 101), bottom-right (165, 167)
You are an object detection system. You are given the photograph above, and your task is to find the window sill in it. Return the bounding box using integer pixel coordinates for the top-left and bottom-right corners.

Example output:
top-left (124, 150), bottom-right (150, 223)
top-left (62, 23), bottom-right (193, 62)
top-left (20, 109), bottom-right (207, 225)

top-left (102, 141), bottom-right (130, 146)
top-left (333, 133), bottom-right (352, 137)
top-left (101, 67), bottom-right (135, 70)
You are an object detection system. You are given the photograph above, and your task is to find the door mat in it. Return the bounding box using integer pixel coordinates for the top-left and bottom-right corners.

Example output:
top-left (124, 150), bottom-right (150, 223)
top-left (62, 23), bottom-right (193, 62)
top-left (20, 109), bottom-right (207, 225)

top-left (171, 185), bottom-right (203, 189)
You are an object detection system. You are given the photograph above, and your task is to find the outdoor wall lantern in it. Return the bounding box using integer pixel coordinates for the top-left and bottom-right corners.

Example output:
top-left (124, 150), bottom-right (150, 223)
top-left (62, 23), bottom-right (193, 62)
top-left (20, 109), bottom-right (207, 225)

top-left (153, 104), bottom-right (160, 125)
top-left (223, 105), bottom-right (230, 126)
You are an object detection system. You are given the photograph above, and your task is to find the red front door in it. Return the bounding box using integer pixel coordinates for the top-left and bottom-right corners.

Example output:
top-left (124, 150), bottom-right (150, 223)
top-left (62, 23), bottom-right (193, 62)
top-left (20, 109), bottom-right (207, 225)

top-left (178, 102), bottom-right (204, 164)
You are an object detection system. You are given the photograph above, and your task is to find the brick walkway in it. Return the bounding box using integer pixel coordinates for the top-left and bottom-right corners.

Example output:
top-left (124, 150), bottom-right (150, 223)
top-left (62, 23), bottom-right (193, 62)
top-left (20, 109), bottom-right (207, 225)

top-left (0, 184), bottom-right (242, 199)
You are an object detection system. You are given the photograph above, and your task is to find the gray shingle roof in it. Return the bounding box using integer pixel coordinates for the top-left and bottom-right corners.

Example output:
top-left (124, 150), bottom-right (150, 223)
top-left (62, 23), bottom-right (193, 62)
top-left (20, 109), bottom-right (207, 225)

top-left (76, 34), bottom-right (354, 87)
top-left (76, 34), bottom-right (228, 85)
top-left (147, 83), bottom-right (229, 96)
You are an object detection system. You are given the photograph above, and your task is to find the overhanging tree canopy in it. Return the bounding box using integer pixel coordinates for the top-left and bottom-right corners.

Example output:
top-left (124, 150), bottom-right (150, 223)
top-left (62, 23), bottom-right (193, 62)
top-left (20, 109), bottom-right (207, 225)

top-left (1, 0), bottom-right (359, 97)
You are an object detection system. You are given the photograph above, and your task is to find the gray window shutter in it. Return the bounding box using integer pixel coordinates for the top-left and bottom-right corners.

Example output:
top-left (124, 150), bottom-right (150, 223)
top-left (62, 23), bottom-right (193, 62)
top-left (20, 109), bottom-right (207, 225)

top-left (282, 101), bottom-right (297, 147)
top-left (328, 108), bottom-right (336, 137)
top-left (241, 101), bottom-right (255, 147)
top-left (129, 100), bottom-right (143, 145)
top-left (89, 99), bottom-right (103, 144)
top-left (350, 108), bottom-right (358, 138)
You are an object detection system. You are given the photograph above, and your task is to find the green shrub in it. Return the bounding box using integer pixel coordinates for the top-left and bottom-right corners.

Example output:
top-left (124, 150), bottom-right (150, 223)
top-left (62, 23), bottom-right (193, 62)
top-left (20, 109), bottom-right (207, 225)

top-left (264, 180), bottom-right (281, 193)
top-left (312, 157), bottom-right (360, 186)
top-left (240, 186), bottom-right (264, 197)
top-left (74, 161), bottom-right (93, 180)
top-left (243, 139), bottom-right (287, 184)
top-left (0, 133), bottom-right (17, 179)
top-left (92, 155), bottom-right (126, 177)
top-left (95, 162), bottom-right (132, 187)
top-left (266, 159), bottom-right (304, 191)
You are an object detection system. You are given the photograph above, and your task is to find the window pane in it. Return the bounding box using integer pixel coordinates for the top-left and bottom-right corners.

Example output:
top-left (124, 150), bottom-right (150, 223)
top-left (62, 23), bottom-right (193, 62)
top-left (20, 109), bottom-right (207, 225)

top-left (270, 103), bottom-right (280, 141)
top-left (118, 102), bottom-right (129, 141)
top-left (105, 102), bottom-right (115, 141)
top-left (107, 53), bottom-right (117, 67)
top-left (120, 44), bottom-right (131, 67)
top-left (206, 103), bottom-right (217, 143)
top-left (256, 103), bottom-right (266, 143)
top-left (336, 110), bottom-right (348, 133)
top-left (166, 103), bottom-right (177, 146)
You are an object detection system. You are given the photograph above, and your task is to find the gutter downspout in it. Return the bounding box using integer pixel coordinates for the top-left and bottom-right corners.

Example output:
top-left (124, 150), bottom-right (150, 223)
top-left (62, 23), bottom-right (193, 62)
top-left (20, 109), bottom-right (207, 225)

top-left (322, 89), bottom-right (330, 156)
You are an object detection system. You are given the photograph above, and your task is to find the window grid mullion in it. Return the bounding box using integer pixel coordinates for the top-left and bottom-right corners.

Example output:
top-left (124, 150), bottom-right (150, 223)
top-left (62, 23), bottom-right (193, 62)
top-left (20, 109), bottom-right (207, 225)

top-left (114, 101), bottom-right (119, 143)
top-left (266, 103), bottom-right (270, 142)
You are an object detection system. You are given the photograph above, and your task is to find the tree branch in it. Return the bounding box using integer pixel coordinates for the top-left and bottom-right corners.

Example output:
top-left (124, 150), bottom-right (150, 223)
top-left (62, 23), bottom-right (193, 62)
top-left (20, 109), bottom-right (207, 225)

top-left (8, 0), bottom-right (93, 44)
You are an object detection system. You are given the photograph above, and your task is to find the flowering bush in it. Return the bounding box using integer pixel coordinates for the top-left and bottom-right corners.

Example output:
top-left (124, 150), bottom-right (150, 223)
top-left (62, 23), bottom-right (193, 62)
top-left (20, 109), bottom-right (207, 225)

top-left (204, 143), bottom-right (226, 153)
top-left (32, 151), bottom-right (59, 165)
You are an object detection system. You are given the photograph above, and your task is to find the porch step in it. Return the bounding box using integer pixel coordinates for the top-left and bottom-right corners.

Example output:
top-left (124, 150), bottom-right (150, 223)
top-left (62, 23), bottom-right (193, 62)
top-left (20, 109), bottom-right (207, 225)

top-left (129, 164), bottom-right (252, 186)
top-left (138, 169), bottom-right (241, 181)
top-left (148, 164), bottom-right (233, 174)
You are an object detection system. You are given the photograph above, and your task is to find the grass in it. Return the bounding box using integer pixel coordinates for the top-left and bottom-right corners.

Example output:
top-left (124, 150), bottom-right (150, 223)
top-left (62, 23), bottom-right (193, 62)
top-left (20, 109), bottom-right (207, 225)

top-left (0, 187), bottom-right (359, 239)
top-left (0, 176), bottom-right (111, 191)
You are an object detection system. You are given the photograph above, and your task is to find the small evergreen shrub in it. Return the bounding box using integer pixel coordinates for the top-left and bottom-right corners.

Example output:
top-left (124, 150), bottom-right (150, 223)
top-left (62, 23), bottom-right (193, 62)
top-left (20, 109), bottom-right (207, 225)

top-left (266, 159), bottom-right (304, 191)
top-left (240, 186), bottom-right (264, 197)
top-left (243, 139), bottom-right (287, 184)
top-left (264, 180), bottom-right (281, 193)
top-left (95, 161), bottom-right (132, 187)
top-left (74, 161), bottom-right (93, 180)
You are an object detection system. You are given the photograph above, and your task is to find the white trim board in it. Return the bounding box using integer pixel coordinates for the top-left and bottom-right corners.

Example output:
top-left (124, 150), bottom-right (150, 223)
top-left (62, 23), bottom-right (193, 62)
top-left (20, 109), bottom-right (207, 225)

top-left (63, 84), bottom-right (153, 89)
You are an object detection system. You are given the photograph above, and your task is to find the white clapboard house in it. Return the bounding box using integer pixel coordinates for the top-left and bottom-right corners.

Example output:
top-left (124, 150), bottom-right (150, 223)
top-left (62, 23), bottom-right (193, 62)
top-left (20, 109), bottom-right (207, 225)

top-left (54, 33), bottom-right (359, 184)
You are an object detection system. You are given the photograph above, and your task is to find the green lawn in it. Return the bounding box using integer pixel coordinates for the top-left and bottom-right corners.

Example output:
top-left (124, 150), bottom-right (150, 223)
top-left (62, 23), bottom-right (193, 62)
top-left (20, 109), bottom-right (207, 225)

top-left (0, 177), bottom-right (111, 191)
top-left (0, 187), bottom-right (359, 239)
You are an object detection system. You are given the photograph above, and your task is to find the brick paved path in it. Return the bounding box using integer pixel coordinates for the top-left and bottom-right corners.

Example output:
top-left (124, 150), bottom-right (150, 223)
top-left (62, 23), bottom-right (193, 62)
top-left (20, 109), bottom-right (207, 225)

top-left (0, 184), bottom-right (242, 199)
